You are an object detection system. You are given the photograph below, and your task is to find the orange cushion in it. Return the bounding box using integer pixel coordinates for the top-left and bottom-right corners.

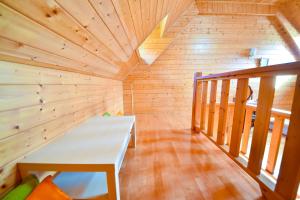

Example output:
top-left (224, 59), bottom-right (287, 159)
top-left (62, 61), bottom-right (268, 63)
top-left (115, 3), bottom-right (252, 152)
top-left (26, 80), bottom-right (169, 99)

top-left (26, 176), bottom-right (71, 200)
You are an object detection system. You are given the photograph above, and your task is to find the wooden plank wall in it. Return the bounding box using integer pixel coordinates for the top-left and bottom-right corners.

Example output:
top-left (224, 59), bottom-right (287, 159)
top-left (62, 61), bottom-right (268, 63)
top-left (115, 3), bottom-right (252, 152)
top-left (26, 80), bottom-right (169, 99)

top-left (0, 61), bottom-right (123, 196)
top-left (124, 15), bottom-right (296, 129)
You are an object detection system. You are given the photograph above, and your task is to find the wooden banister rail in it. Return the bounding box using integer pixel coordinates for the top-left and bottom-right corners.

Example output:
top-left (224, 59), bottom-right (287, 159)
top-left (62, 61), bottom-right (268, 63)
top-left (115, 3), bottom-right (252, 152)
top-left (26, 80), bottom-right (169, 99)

top-left (191, 61), bottom-right (300, 200)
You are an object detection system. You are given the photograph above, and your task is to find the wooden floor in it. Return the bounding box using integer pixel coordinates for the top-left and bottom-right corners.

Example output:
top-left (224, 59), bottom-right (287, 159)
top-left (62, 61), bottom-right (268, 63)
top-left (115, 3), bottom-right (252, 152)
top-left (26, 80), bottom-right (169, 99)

top-left (119, 114), bottom-right (263, 200)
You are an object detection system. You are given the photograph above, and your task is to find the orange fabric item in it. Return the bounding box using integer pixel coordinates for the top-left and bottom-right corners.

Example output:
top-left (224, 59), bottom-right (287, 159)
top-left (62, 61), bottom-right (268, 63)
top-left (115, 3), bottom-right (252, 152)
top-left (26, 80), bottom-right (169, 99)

top-left (26, 176), bottom-right (71, 200)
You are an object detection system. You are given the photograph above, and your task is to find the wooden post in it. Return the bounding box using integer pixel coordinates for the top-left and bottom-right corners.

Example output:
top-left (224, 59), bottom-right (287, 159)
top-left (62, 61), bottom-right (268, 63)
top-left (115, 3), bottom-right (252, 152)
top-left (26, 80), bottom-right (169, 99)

top-left (275, 75), bottom-right (300, 200)
top-left (241, 107), bottom-right (254, 154)
top-left (229, 78), bottom-right (249, 157)
top-left (200, 81), bottom-right (208, 131)
top-left (266, 116), bottom-right (284, 174)
top-left (217, 80), bottom-right (230, 145)
top-left (207, 80), bottom-right (217, 137)
top-left (191, 72), bottom-right (202, 131)
top-left (195, 81), bottom-right (203, 132)
top-left (248, 76), bottom-right (276, 175)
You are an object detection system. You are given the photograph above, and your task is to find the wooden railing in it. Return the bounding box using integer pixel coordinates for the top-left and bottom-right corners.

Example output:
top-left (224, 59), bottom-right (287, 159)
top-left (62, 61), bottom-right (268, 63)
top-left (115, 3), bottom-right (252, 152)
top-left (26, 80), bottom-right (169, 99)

top-left (191, 61), bottom-right (300, 200)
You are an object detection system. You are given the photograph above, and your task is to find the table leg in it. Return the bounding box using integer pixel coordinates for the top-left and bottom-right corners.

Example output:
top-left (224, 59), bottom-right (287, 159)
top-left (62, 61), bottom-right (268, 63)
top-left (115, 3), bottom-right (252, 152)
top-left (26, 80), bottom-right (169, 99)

top-left (18, 164), bottom-right (31, 179)
top-left (129, 122), bottom-right (136, 148)
top-left (106, 168), bottom-right (120, 200)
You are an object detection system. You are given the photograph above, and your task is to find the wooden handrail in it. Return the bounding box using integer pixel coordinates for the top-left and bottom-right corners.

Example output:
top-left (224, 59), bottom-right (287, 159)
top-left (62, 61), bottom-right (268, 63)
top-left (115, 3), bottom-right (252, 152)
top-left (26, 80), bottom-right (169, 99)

top-left (196, 61), bottom-right (300, 81)
top-left (191, 61), bottom-right (300, 200)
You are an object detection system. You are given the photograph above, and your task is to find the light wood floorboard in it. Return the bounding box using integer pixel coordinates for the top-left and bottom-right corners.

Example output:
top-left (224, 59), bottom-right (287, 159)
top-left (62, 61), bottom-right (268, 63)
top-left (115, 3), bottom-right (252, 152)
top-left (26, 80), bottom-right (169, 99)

top-left (119, 113), bottom-right (263, 200)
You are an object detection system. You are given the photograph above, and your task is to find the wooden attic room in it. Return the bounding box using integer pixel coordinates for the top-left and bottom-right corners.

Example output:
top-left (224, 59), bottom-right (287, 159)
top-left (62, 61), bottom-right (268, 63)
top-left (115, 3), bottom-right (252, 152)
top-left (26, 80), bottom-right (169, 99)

top-left (1, 0), bottom-right (300, 199)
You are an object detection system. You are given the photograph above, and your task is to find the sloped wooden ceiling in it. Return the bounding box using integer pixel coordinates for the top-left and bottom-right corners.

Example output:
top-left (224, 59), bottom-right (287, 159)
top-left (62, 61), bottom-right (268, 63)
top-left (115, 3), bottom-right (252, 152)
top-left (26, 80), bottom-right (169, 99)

top-left (138, 0), bottom-right (296, 65)
top-left (0, 0), bottom-right (193, 80)
top-left (0, 0), bottom-right (298, 80)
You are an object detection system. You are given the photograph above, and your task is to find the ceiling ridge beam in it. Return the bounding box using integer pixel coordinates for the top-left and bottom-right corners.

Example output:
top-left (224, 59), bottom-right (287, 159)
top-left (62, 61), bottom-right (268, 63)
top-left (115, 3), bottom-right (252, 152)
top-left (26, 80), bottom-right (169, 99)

top-left (196, 1), bottom-right (278, 16)
top-left (277, 0), bottom-right (300, 33)
top-left (197, 1), bottom-right (276, 6)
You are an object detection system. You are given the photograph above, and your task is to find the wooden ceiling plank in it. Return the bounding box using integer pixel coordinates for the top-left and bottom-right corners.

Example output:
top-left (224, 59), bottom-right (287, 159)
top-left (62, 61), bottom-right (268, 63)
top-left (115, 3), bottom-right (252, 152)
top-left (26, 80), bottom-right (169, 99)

top-left (128, 0), bottom-right (145, 44)
top-left (140, 0), bottom-right (151, 38)
top-left (1, 0), bottom-right (128, 69)
top-left (165, 0), bottom-right (194, 34)
top-left (149, 0), bottom-right (158, 36)
top-left (0, 54), bottom-right (115, 79)
top-left (155, 0), bottom-right (164, 25)
top-left (111, 0), bottom-right (138, 49)
top-left (0, 37), bottom-right (88, 71)
top-left (55, 0), bottom-right (129, 62)
top-left (0, 3), bottom-right (118, 75)
top-left (89, 0), bottom-right (134, 58)
top-left (160, 0), bottom-right (169, 22)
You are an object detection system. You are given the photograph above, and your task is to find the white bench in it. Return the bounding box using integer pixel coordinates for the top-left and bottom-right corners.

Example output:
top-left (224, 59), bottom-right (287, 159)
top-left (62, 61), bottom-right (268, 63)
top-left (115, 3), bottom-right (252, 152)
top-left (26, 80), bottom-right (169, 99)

top-left (18, 116), bottom-right (136, 200)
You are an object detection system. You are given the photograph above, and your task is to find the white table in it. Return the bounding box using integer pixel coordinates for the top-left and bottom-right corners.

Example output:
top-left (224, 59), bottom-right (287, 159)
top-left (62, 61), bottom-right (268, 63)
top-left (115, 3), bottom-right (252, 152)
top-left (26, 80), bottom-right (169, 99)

top-left (17, 116), bottom-right (136, 200)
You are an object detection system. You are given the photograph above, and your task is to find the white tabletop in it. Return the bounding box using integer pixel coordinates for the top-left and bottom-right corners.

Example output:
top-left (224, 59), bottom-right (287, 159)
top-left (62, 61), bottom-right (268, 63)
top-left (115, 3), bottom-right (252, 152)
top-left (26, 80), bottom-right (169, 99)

top-left (19, 116), bottom-right (135, 167)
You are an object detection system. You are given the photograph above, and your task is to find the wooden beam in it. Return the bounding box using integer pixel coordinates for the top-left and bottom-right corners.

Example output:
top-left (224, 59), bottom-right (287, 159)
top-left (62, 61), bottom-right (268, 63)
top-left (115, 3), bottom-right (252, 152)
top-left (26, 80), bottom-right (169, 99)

top-left (191, 72), bottom-right (202, 130)
top-left (229, 78), bottom-right (249, 157)
top-left (275, 75), bottom-right (300, 200)
top-left (268, 14), bottom-right (300, 61)
top-left (248, 76), bottom-right (276, 175)
top-left (200, 81), bottom-right (208, 131)
top-left (196, 1), bottom-right (277, 16)
top-left (207, 80), bottom-right (217, 137)
top-left (196, 61), bottom-right (300, 81)
top-left (278, 0), bottom-right (300, 33)
top-left (217, 80), bottom-right (230, 145)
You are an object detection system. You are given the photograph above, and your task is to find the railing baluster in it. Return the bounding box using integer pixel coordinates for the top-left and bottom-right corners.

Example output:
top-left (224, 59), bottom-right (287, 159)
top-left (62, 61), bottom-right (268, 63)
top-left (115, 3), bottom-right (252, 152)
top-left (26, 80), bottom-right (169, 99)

top-left (275, 75), bottom-right (300, 200)
top-left (217, 80), bottom-right (230, 145)
top-left (266, 116), bottom-right (284, 174)
top-left (207, 80), bottom-right (217, 137)
top-left (200, 81), bottom-right (208, 132)
top-left (226, 105), bottom-right (234, 146)
top-left (241, 107), bottom-right (254, 154)
top-left (248, 76), bottom-right (276, 175)
top-left (191, 72), bottom-right (202, 131)
top-left (230, 78), bottom-right (249, 157)
top-left (191, 62), bottom-right (300, 200)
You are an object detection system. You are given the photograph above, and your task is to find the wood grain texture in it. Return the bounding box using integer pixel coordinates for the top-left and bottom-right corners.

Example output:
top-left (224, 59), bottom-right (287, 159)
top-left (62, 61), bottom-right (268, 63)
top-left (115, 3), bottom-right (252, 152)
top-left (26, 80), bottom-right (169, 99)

top-left (0, 61), bottom-right (123, 196)
top-left (138, 1), bottom-right (197, 65)
top-left (200, 81), bottom-right (208, 131)
top-left (240, 107), bottom-right (254, 154)
top-left (248, 76), bottom-right (276, 175)
top-left (124, 15), bottom-right (295, 123)
top-left (275, 75), bottom-right (300, 200)
top-left (266, 116), bottom-right (284, 174)
top-left (229, 78), bottom-right (249, 157)
top-left (0, 0), bottom-right (195, 79)
top-left (119, 113), bottom-right (262, 200)
top-left (207, 80), bottom-right (217, 137)
top-left (217, 80), bottom-right (230, 145)
top-left (191, 72), bottom-right (202, 130)
top-left (196, 0), bottom-right (278, 16)
top-left (278, 0), bottom-right (300, 33)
